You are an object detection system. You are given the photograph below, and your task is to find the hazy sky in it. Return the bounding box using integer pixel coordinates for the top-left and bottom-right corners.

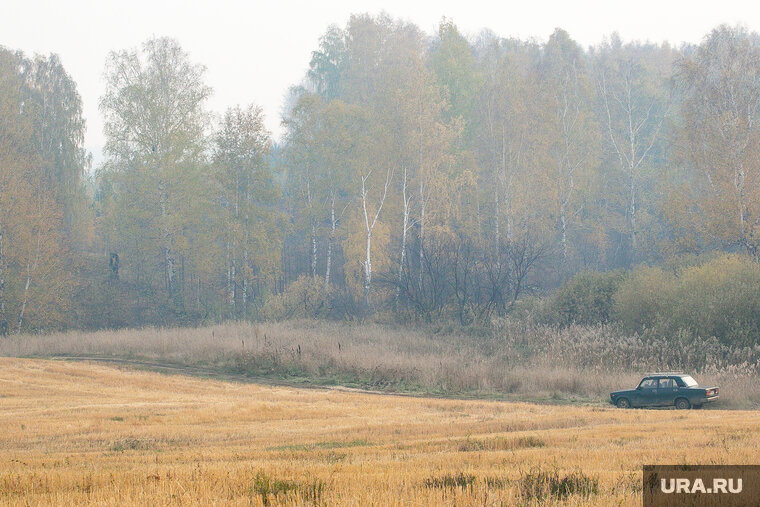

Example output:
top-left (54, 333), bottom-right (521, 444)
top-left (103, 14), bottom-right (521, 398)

top-left (2, 0), bottom-right (757, 167)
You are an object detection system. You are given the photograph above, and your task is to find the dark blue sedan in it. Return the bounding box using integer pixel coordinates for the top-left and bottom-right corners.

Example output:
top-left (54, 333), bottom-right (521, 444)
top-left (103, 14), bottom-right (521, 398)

top-left (610, 373), bottom-right (719, 409)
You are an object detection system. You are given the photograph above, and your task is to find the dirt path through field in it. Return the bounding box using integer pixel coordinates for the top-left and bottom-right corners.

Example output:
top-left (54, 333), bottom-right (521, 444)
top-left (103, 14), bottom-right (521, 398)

top-left (45, 355), bottom-right (561, 403)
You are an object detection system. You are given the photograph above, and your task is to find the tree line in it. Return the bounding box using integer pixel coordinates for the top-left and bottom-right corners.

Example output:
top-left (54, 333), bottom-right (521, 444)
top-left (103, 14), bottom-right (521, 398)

top-left (1, 17), bottom-right (759, 331)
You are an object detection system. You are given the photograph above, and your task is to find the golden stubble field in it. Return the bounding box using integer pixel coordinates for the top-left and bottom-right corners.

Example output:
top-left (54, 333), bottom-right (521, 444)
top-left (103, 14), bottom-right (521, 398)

top-left (1, 358), bottom-right (758, 506)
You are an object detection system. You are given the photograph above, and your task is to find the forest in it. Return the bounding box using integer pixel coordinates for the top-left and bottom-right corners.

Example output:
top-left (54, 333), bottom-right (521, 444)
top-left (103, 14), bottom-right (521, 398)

top-left (2, 15), bottom-right (760, 346)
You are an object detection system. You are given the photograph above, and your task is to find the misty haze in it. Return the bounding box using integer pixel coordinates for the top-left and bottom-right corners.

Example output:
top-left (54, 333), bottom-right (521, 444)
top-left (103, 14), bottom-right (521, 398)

top-left (1, 3), bottom-right (760, 506)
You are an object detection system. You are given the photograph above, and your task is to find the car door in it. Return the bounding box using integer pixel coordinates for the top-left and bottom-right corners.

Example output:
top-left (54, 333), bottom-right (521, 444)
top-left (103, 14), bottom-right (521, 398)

top-left (636, 378), bottom-right (658, 407)
top-left (657, 377), bottom-right (678, 406)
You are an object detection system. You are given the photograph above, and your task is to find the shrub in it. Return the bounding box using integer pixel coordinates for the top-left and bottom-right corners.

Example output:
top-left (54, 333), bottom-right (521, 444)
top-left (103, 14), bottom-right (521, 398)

top-left (250, 472), bottom-right (325, 506)
top-left (671, 255), bottom-right (760, 346)
top-left (458, 435), bottom-right (545, 452)
top-left (615, 255), bottom-right (760, 346)
top-left (251, 472), bottom-right (299, 504)
top-left (261, 275), bottom-right (332, 321)
top-left (423, 472), bottom-right (476, 489)
top-left (547, 270), bottom-right (625, 326)
top-left (519, 467), bottom-right (598, 500)
top-left (613, 265), bottom-right (674, 333)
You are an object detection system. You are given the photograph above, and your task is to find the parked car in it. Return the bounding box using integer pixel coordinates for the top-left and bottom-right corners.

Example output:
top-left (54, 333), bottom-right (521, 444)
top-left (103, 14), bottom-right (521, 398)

top-left (610, 373), bottom-right (719, 409)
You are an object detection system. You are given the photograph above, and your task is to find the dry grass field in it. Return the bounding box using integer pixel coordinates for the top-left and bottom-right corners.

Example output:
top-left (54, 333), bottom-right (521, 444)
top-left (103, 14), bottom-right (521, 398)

top-left (2, 358), bottom-right (759, 506)
top-left (2, 320), bottom-right (757, 408)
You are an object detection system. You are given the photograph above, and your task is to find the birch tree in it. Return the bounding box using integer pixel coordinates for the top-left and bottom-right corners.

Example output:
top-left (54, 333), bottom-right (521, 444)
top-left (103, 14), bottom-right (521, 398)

top-left (318, 100), bottom-right (362, 290)
top-left (358, 167), bottom-right (393, 308)
top-left (0, 48), bottom-right (69, 332)
top-left (673, 25), bottom-right (760, 258)
top-left (283, 94), bottom-right (323, 280)
top-left (475, 37), bottom-right (545, 245)
top-left (308, 24), bottom-right (347, 101)
top-left (213, 105), bottom-right (279, 317)
top-left (539, 29), bottom-right (599, 269)
top-left (20, 54), bottom-right (90, 242)
top-left (100, 37), bottom-right (211, 303)
top-left (429, 19), bottom-right (480, 136)
top-left (371, 19), bottom-right (459, 307)
top-left (594, 36), bottom-right (672, 265)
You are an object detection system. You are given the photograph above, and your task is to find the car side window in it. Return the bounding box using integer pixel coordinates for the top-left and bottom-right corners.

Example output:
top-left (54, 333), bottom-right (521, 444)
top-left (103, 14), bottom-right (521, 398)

top-left (639, 379), bottom-right (657, 389)
top-left (659, 378), bottom-right (676, 389)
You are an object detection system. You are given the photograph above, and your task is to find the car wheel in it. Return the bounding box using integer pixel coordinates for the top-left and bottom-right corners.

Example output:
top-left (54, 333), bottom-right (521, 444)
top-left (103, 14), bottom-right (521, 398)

top-left (616, 398), bottom-right (631, 409)
top-left (675, 398), bottom-right (691, 410)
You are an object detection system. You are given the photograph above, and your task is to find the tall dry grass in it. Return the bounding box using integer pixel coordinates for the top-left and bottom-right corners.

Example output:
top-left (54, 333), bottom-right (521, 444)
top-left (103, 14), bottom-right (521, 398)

top-left (1, 319), bottom-right (757, 407)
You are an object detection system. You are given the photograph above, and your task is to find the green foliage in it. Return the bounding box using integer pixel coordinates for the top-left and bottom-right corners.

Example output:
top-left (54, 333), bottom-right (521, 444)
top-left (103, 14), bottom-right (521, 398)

top-left (249, 472), bottom-right (325, 506)
top-left (72, 254), bottom-right (205, 330)
top-left (543, 254), bottom-right (760, 347)
top-left (308, 24), bottom-right (346, 100)
top-left (251, 473), bottom-right (299, 506)
top-left (428, 19), bottom-right (480, 131)
top-left (458, 435), bottom-right (544, 452)
top-left (612, 265), bottom-right (674, 333)
top-left (615, 255), bottom-right (760, 346)
top-left (423, 472), bottom-right (475, 489)
top-left (547, 270), bottom-right (625, 326)
top-left (518, 467), bottom-right (598, 501)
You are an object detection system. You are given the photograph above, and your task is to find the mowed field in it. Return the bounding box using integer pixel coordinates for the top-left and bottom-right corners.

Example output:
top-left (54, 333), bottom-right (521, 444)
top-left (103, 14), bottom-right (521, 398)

top-left (1, 358), bottom-right (759, 506)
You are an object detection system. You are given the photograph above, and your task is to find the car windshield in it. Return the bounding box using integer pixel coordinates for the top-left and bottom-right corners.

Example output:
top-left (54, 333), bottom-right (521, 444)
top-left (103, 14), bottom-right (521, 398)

top-left (680, 376), bottom-right (698, 387)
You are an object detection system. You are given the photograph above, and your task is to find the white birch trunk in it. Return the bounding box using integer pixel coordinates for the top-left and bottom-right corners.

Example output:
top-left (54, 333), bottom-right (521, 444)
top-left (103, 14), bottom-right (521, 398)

top-left (363, 229), bottom-right (372, 307)
top-left (306, 181), bottom-right (317, 279)
top-left (418, 179), bottom-right (425, 293)
top-left (226, 241), bottom-right (232, 311)
top-left (242, 172), bottom-right (249, 311)
top-left (560, 173), bottom-right (573, 264)
top-left (325, 193), bottom-right (335, 291)
top-left (159, 181), bottom-right (175, 295)
top-left (18, 266), bottom-right (31, 333)
top-left (18, 223), bottom-right (41, 333)
top-left (0, 224), bottom-right (4, 325)
top-left (395, 168), bottom-right (410, 306)
top-left (311, 222), bottom-right (317, 279)
top-left (598, 67), bottom-right (667, 265)
top-left (361, 176), bottom-right (372, 308)
top-left (228, 240), bottom-right (236, 316)
top-left (242, 240), bottom-right (249, 310)
top-left (630, 178), bottom-right (637, 262)
top-left (560, 210), bottom-right (568, 262)
top-left (494, 188), bottom-right (500, 244)
top-left (361, 169), bottom-right (393, 309)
